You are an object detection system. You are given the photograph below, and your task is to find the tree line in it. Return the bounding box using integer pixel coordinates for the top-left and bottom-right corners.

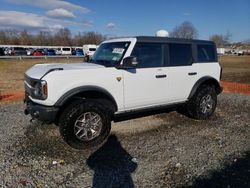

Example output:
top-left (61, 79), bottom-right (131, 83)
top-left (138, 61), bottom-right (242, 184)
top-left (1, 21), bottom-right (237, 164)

top-left (0, 21), bottom-right (249, 48)
top-left (0, 28), bottom-right (105, 46)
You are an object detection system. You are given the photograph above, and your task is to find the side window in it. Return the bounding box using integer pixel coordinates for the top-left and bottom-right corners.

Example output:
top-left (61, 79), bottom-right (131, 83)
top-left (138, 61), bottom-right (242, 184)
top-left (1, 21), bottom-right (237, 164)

top-left (197, 45), bottom-right (216, 62)
top-left (131, 43), bottom-right (163, 68)
top-left (169, 43), bottom-right (193, 66)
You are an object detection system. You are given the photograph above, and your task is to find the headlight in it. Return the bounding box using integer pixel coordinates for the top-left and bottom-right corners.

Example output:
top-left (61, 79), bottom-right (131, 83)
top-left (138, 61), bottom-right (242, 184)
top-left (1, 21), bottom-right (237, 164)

top-left (32, 80), bottom-right (47, 100)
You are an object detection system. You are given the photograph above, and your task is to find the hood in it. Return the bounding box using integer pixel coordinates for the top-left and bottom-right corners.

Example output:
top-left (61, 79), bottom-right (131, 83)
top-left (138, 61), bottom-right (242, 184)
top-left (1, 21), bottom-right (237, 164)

top-left (25, 62), bottom-right (104, 79)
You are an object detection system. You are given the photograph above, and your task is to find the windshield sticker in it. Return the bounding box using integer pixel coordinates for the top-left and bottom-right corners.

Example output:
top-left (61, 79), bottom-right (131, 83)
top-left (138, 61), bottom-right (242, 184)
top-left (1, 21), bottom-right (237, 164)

top-left (112, 56), bottom-right (118, 61)
top-left (112, 48), bottom-right (124, 54)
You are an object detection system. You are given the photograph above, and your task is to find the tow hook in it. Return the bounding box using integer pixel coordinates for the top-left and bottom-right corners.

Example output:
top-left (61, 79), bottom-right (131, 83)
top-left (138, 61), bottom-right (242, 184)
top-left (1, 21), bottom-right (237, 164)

top-left (24, 109), bottom-right (29, 115)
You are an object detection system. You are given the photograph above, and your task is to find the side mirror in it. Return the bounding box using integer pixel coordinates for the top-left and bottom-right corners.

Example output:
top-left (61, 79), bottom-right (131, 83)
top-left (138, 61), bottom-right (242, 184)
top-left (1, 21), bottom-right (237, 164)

top-left (120, 56), bottom-right (138, 69)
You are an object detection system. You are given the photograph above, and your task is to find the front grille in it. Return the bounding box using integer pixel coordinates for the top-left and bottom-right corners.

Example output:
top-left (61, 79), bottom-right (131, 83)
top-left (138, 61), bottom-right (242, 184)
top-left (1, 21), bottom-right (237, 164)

top-left (25, 81), bottom-right (32, 95)
top-left (24, 91), bottom-right (30, 103)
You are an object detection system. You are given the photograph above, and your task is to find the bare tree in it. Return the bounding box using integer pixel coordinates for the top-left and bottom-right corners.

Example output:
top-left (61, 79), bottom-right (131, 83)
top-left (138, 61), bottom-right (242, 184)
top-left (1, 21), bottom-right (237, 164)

top-left (73, 31), bottom-right (106, 46)
top-left (54, 28), bottom-right (72, 46)
top-left (209, 32), bottom-right (232, 47)
top-left (82, 32), bottom-right (106, 45)
top-left (224, 31), bottom-right (232, 43)
top-left (33, 31), bottom-right (51, 46)
top-left (5, 29), bottom-right (20, 45)
top-left (0, 30), bottom-right (8, 44)
top-left (0, 29), bottom-right (106, 46)
top-left (73, 32), bottom-right (84, 46)
top-left (242, 39), bottom-right (250, 46)
top-left (19, 30), bottom-right (32, 45)
top-left (170, 21), bottom-right (198, 39)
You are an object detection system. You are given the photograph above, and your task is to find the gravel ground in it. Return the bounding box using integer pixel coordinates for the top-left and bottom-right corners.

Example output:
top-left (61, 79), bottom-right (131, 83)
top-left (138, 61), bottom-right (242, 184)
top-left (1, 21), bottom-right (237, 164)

top-left (0, 93), bottom-right (250, 188)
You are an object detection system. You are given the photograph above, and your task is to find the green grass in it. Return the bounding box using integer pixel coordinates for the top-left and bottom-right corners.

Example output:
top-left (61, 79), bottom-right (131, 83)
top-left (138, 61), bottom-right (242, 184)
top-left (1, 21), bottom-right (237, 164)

top-left (219, 56), bottom-right (250, 83)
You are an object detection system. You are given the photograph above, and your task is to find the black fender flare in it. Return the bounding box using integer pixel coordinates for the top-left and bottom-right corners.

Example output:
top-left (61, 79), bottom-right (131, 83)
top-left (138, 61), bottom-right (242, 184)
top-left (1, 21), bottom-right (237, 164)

top-left (54, 85), bottom-right (118, 111)
top-left (188, 76), bottom-right (222, 99)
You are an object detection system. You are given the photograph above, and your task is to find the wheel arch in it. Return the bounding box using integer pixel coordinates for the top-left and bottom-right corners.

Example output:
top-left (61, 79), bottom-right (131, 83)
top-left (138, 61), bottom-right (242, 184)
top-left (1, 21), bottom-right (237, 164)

top-left (55, 86), bottom-right (118, 110)
top-left (188, 76), bottom-right (222, 99)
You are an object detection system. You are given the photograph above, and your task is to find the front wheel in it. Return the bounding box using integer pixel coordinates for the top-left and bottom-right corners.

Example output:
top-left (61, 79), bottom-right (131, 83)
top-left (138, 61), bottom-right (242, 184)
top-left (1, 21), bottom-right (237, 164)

top-left (59, 100), bottom-right (111, 149)
top-left (186, 85), bottom-right (217, 120)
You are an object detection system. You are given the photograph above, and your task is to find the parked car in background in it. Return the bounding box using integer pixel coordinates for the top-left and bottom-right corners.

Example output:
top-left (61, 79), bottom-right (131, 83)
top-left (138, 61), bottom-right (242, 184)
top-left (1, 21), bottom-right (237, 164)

top-left (61, 47), bottom-right (71, 55)
top-left (71, 48), bottom-right (76, 55)
top-left (75, 48), bottom-right (84, 56)
top-left (243, 50), bottom-right (250, 56)
top-left (238, 50), bottom-right (244, 56)
top-left (11, 47), bottom-right (27, 56)
top-left (55, 48), bottom-right (62, 55)
top-left (4, 48), bottom-right (9, 55)
top-left (56, 47), bottom-right (72, 55)
top-left (45, 49), bottom-right (56, 56)
top-left (0, 48), bottom-right (5, 56)
top-left (7, 48), bottom-right (12, 55)
top-left (26, 48), bottom-right (34, 56)
top-left (32, 49), bottom-right (44, 56)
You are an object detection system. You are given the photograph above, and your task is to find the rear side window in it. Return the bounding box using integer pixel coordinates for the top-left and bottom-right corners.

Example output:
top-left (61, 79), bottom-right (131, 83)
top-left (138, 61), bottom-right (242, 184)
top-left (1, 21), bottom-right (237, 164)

top-left (131, 43), bottom-right (163, 68)
top-left (62, 48), bottom-right (71, 51)
top-left (169, 44), bottom-right (192, 66)
top-left (197, 45), bottom-right (216, 62)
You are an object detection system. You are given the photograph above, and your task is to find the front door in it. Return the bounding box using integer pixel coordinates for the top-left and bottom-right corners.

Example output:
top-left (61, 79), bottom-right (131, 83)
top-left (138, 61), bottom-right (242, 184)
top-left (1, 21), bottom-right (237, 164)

top-left (122, 43), bottom-right (169, 110)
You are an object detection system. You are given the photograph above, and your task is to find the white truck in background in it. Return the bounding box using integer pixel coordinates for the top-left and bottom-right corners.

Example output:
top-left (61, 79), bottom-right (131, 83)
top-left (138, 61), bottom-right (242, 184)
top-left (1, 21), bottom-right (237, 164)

top-left (83, 44), bottom-right (97, 57)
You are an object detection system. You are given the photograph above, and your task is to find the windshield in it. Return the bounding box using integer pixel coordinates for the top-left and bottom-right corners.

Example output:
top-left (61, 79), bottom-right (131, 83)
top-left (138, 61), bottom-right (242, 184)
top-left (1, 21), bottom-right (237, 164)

top-left (90, 42), bottom-right (130, 67)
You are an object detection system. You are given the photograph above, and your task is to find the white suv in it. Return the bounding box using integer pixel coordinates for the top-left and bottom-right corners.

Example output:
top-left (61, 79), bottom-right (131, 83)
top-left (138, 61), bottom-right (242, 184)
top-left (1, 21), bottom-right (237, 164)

top-left (24, 36), bottom-right (222, 149)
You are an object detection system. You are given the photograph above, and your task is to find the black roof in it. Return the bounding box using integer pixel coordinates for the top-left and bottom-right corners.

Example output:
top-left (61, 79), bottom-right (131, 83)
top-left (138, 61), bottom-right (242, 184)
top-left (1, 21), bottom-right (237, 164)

top-left (135, 36), bottom-right (215, 45)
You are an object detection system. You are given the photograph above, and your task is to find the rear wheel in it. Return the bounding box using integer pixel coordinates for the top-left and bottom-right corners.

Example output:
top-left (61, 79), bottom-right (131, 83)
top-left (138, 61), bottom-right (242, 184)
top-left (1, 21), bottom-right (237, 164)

top-left (59, 100), bottom-right (111, 149)
top-left (186, 85), bottom-right (217, 120)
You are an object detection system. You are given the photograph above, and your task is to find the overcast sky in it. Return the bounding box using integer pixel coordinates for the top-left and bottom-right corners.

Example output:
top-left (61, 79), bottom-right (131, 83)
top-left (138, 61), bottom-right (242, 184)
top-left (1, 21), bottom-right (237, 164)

top-left (0, 0), bottom-right (249, 42)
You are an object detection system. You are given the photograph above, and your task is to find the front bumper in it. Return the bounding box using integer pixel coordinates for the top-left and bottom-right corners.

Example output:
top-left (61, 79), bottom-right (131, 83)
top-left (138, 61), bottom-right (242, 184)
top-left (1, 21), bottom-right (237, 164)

top-left (24, 99), bottom-right (59, 124)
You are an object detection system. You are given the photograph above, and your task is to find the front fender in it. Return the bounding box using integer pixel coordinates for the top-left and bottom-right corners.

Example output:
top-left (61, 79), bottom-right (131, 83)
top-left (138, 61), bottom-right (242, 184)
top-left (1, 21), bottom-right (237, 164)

top-left (54, 85), bottom-right (118, 111)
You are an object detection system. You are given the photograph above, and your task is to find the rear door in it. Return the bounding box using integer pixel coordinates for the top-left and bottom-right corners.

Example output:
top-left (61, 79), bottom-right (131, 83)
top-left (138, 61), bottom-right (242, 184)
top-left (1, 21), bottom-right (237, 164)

top-left (166, 43), bottom-right (198, 102)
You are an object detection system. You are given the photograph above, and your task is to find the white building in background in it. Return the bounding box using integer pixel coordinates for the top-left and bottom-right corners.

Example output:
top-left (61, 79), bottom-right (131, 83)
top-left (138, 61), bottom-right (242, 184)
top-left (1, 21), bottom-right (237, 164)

top-left (217, 48), bottom-right (232, 55)
top-left (217, 48), bottom-right (225, 55)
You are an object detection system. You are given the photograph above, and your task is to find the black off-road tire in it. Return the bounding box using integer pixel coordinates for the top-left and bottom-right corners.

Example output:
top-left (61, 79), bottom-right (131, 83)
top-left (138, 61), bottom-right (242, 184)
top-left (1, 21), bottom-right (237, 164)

top-left (186, 85), bottom-right (217, 120)
top-left (59, 99), bottom-right (111, 149)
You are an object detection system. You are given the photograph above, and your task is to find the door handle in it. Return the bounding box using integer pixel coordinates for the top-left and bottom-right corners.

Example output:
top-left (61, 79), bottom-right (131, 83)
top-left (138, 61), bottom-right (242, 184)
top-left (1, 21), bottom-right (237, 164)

top-left (188, 72), bottom-right (197, 76)
top-left (155, 74), bottom-right (167, 78)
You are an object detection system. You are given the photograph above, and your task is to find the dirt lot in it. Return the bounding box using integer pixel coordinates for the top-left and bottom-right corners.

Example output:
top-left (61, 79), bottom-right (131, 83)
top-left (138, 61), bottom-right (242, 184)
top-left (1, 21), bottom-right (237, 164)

top-left (0, 93), bottom-right (249, 187)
